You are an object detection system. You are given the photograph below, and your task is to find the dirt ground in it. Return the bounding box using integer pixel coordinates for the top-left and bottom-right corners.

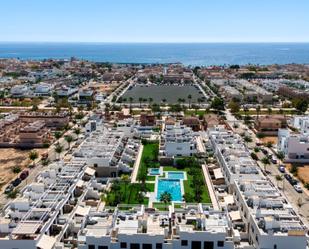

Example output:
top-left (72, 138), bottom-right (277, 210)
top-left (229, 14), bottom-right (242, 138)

top-left (285, 163), bottom-right (309, 183)
top-left (261, 136), bottom-right (278, 145)
top-left (0, 148), bottom-right (46, 190)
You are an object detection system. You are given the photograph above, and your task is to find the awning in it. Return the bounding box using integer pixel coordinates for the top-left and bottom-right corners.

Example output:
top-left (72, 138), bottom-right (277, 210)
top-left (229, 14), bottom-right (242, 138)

top-left (76, 179), bottom-right (84, 188)
top-left (75, 205), bottom-right (91, 216)
top-left (85, 167), bottom-right (96, 176)
top-left (229, 211), bottom-right (242, 221)
top-left (213, 168), bottom-right (224, 179)
top-left (224, 195), bottom-right (235, 206)
top-left (37, 234), bottom-right (56, 249)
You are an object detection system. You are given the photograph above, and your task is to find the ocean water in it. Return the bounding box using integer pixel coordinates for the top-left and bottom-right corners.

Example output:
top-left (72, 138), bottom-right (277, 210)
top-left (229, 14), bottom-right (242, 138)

top-left (0, 42), bottom-right (309, 66)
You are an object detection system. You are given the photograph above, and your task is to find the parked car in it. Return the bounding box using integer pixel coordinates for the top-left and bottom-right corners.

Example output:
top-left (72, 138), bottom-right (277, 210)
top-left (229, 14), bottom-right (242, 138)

top-left (271, 156), bottom-right (277, 164)
top-left (4, 184), bottom-right (14, 194)
top-left (278, 165), bottom-right (285, 173)
top-left (294, 184), bottom-right (303, 193)
top-left (11, 178), bottom-right (21, 187)
top-left (284, 174), bottom-right (298, 185)
top-left (19, 170), bottom-right (29, 180)
top-left (261, 149), bottom-right (268, 155)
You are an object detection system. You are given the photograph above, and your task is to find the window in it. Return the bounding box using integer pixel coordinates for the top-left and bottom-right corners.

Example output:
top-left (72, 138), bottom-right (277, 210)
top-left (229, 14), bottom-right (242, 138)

top-left (191, 241), bottom-right (201, 249)
top-left (204, 241), bottom-right (214, 249)
top-left (181, 240), bottom-right (188, 246)
top-left (121, 242), bottom-right (127, 248)
top-left (130, 244), bottom-right (140, 249)
top-left (156, 244), bottom-right (162, 249)
top-left (94, 163), bottom-right (98, 167)
top-left (142, 244), bottom-right (152, 249)
top-left (217, 241), bottom-right (224, 247)
top-left (98, 247), bottom-right (108, 249)
top-left (88, 245), bottom-right (95, 249)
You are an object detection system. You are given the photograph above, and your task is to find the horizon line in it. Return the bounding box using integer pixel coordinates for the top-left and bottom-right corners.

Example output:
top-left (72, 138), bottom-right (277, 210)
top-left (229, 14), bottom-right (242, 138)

top-left (1, 41), bottom-right (309, 44)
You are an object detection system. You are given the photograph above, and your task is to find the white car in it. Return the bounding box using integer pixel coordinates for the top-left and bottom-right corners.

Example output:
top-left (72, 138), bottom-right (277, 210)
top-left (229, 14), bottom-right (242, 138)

top-left (294, 184), bottom-right (303, 193)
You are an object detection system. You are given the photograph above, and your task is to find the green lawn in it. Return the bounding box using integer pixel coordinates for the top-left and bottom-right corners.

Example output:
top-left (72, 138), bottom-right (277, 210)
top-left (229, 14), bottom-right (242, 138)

top-left (146, 175), bottom-right (156, 181)
top-left (138, 142), bottom-right (159, 177)
top-left (163, 166), bottom-right (211, 203)
top-left (104, 182), bottom-right (149, 206)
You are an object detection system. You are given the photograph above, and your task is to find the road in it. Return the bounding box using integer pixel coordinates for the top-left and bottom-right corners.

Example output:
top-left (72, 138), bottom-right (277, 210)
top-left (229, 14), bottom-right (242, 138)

top-left (224, 108), bottom-right (309, 226)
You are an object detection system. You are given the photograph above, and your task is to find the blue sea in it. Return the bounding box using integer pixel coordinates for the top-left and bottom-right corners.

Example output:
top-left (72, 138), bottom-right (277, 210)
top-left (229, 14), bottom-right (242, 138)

top-left (0, 42), bottom-right (309, 66)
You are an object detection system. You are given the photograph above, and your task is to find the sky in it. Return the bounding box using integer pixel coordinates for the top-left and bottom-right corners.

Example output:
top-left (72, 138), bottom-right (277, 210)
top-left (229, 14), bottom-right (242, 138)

top-left (0, 0), bottom-right (308, 43)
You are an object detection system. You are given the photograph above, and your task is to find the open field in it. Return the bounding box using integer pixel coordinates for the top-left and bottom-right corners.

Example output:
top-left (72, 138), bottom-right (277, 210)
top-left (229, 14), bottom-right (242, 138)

top-left (121, 84), bottom-right (206, 104)
top-left (0, 148), bottom-right (46, 190)
top-left (260, 136), bottom-right (278, 145)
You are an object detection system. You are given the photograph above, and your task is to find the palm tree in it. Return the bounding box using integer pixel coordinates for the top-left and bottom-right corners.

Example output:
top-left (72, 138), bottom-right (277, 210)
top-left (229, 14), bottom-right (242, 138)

top-left (188, 94), bottom-right (192, 108)
top-left (29, 150), bottom-right (38, 167)
top-left (65, 135), bottom-right (73, 149)
top-left (256, 105), bottom-right (261, 119)
top-left (275, 175), bottom-right (283, 188)
top-left (160, 191), bottom-right (172, 210)
top-left (54, 143), bottom-right (63, 160)
top-left (129, 97), bottom-right (133, 111)
top-left (261, 157), bottom-right (270, 172)
top-left (138, 97), bottom-right (143, 108)
top-left (54, 131), bottom-right (62, 140)
top-left (148, 98), bottom-right (153, 107)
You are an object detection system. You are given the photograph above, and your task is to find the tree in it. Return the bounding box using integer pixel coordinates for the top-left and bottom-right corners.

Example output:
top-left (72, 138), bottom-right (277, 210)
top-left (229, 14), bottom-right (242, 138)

top-left (267, 107), bottom-right (272, 115)
top-left (12, 166), bottom-right (21, 174)
top-left (138, 97), bottom-right (143, 108)
top-left (256, 105), bottom-right (261, 119)
top-left (275, 175), bottom-right (283, 188)
top-left (129, 97), bottom-right (134, 111)
top-left (292, 98), bottom-right (308, 114)
top-left (251, 152), bottom-right (258, 161)
top-left (148, 98), bottom-right (153, 106)
top-left (54, 131), bottom-right (62, 140)
top-left (65, 135), bottom-right (73, 149)
top-left (54, 143), bottom-right (63, 160)
top-left (210, 97), bottom-right (225, 112)
top-left (74, 127), bottom-right (81, 136)
top-left (188, 94), bottom-right (192, 108)
top-left (160, 191), bottom-right (172, 210)
top-left (276, 151), bottom-right (285, 162)
top-left (261, 157), bottom-right (270, 171)
top-left (228, 100), bottom-right (240, 113)
top-left (29, 150), bottom-right (38, 167)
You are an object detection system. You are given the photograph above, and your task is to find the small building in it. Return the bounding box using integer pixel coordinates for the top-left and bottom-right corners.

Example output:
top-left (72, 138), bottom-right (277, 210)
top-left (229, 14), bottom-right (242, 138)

top-left (255, 115), bottom-right (287, 135)
top-left (140, 113), bottom-right (156, 127)
top-left (182, 116), bottom-right (201, 131)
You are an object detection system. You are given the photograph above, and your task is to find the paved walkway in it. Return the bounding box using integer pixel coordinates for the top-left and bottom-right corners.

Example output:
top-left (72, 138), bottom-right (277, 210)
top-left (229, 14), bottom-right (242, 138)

top-left (202, 164), bottom-right (219, 210)
top-left (131, 144), bottom-right (144, 183)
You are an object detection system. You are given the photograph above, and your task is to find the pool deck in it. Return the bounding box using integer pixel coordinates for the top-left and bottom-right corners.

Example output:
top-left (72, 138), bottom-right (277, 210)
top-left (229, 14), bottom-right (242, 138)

top-left (202, 164), bottom-right (219, 210)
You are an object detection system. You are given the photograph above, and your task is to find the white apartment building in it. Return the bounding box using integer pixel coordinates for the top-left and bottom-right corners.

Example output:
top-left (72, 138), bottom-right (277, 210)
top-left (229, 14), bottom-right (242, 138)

top-left (77, 204), bottom-right (235, 249)
top-left (74, 125), bottom-right (140, 177)
top-left (159, 122), bottom-right (197, 158)
top-left (278, 129), bottom-right (309, 163)
top-left (291, 116), bottom-right (309, 134)
top-left (208, 126), bottom-right (308, 249)
top-left (0, 158), bottom-right (104, 249)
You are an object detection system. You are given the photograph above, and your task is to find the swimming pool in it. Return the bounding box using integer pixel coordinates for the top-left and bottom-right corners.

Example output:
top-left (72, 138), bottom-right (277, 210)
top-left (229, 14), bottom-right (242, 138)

top-left (156, 179), bottom-right (182, 202)
top-left (149, 168), bottom-right (161, 176)
top-left (166, 171), bottom-right (185, 180)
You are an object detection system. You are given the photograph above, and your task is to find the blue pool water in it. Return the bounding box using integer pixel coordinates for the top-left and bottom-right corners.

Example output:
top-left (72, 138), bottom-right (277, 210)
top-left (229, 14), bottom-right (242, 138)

top-left (167, 171), bottom-right (185, 180)
top-left (149, 168), bottom-right (160, 175)
top-left (156, 179), bottom-right (182, 202)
